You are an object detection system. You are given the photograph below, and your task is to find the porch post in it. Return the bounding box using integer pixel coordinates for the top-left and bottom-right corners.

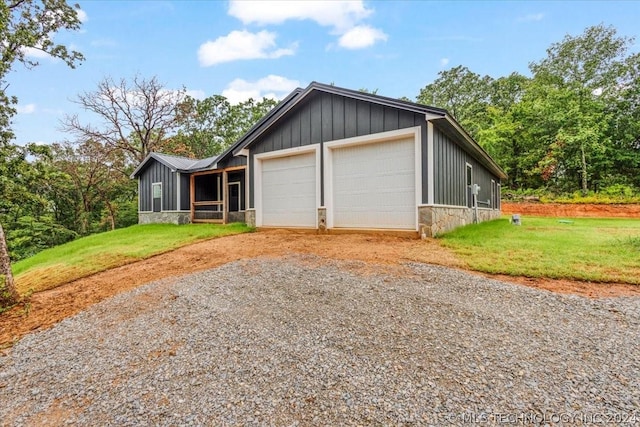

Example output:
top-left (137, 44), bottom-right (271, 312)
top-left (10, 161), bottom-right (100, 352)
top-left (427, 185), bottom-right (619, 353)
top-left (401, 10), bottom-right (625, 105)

top-left (222, 169), bottom-right (228, 224)
top-left (190, 174), bottom-right (195, 223)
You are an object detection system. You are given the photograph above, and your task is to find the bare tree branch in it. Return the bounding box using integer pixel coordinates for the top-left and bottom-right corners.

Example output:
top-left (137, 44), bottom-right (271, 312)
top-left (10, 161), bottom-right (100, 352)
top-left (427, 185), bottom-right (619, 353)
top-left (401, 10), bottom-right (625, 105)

top-left (61, 75), bottom-right (185, 164)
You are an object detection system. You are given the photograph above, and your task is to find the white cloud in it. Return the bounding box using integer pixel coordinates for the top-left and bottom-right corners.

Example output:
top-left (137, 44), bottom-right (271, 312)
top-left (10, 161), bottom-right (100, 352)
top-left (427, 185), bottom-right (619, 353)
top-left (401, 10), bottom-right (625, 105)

top-left (228, 0), bottom-right (371, 32)
top-left (227, 0), bottom-right (386, 50)
top-left (22, 46), bottom-right (50, 59)
top-left (222, 75), bottom-right (301, 104)
top-left (440, 57), bottom-right (450, 67)
top-left (17, 103), bottom-right (36, 114)
top-left (76, 9), bottom-right (88, 22)
top-left (198, 30), bottom-right (295, 67)
top-left (185, 89), bottom-right (206, 100)
top-left (338, 25), bottom-right (387, 49)
top-left (517, 13), bottom-right (544, 22)
top-left (23, 42), bottom-right (80, 61)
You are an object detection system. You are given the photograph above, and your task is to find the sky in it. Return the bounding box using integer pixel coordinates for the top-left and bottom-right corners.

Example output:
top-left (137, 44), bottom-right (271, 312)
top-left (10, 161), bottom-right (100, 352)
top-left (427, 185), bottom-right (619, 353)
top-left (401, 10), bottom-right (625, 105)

top-left (8, 0), bottom-right (640, 146)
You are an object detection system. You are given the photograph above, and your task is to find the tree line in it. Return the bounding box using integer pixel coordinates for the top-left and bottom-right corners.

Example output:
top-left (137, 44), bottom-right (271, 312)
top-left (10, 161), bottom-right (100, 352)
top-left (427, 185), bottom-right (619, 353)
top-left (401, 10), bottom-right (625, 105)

top-left (1, 77), bottom-right (277, 261)
top-left (1, 1), bottom-right (639, 307)
top-left (418, 24), bottom-right (640, 196)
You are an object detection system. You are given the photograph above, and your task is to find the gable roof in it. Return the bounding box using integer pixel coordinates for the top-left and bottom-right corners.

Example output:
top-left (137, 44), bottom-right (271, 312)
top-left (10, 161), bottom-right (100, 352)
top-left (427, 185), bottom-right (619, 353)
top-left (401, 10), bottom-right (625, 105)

top-left (131, 82), bottom-right (506, 180)
top-left (231, 81), bottom-right (507, 179)
top-left (213, 87), bottom-right (305, 166)
top-left (130, 152), bottom-right (218, 178)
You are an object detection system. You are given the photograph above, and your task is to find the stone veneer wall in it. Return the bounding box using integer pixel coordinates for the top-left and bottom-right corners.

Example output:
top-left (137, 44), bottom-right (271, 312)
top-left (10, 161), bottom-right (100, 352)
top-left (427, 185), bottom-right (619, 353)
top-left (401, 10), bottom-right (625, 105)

top-left (227, 211), bottom-right (246, 223)
top-left (418, 206), bottom-right (501, 238)
top-left (245, 209), bottom-right (256, 228)
top-left (317, 208), bottom-right (327, 233)
top-left (138, 211), bottom-right (191, 225)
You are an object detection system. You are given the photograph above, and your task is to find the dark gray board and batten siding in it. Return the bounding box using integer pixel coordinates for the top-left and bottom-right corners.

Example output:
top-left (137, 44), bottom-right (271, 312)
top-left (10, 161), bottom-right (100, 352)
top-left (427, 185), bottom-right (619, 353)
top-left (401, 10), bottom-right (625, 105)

top-left (138, 161), bottom-right (190, 211)
top-left (248, 91), bottom-right (428, 208)
top-left (433, 125), bottom-right (499, 208)
top-left (179, 174), bottom-right (190, 210)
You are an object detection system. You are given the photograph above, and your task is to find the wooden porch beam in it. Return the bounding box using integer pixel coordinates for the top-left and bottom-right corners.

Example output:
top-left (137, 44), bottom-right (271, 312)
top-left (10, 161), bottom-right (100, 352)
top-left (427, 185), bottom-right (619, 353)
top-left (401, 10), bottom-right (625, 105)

top-left (222, 170), bottom-right (228, 224)
top-left (190, 174), bottom-right (195, 223)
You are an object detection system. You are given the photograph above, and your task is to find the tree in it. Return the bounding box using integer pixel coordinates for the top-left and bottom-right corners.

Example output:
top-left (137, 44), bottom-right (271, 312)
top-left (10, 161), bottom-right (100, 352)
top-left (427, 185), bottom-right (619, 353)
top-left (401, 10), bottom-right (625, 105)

top-left (474, 74), bottom-right (529, 188)
top-left (605, 51), bottom-right (640, 189)
top-left (0, 143), bottom-right (77, 260)
top-left (169, 95), bottom-right (277, 158)
top-left (0, 0), bottom-right (84, 306)
top-left (62, 75), bottom-right (185, 164)
top-left (50, 140), bottom-right (133, 234)
top-left (0, 222), bottom-right (19, 306)
top-left (528, 24), bottom-right (634, 195)
top-left (416, 66), bottom-right (493, 138)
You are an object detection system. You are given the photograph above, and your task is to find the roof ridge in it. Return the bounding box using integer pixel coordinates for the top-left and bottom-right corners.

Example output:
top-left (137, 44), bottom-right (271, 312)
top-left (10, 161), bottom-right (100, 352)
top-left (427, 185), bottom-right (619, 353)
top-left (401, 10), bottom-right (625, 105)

top-left (154, 152), bottom-right (196, 160)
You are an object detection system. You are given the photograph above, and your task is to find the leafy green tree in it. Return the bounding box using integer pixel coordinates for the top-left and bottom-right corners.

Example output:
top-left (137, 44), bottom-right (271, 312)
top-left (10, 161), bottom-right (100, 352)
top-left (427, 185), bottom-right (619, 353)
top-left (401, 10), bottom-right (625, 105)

top-left (528, 24), bottom-right (634, 194)
top-left (416, 65), bottom-right (493, 138)
top-left (0, 143), bottom-right (77, 260)
top-left (170, 95), bottom-right (277, 158)
top-left (49, 140), bottom-right (135, 234)
top-left (605, 51), bottom-right (640, 189)
top-left (476, 73), bottom-right (530, 188)
top-left (169, 95), bottom-right (233, 158)
top-left (0, 0), bottom-right (83, 143)
top-left (0, 0), bottom-right (84, 305)
top-left (415, 25), bottom-right (640, 194)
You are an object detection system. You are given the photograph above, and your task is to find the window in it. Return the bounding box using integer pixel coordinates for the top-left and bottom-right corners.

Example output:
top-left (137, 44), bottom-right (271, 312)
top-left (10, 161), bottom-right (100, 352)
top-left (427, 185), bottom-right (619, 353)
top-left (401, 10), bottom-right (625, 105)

top-left (152, 182), bottom-right (162, 212)
top-left (465, 163), bottom-right (473, 208)
top-left (491, 180), bottom-right (496, 209)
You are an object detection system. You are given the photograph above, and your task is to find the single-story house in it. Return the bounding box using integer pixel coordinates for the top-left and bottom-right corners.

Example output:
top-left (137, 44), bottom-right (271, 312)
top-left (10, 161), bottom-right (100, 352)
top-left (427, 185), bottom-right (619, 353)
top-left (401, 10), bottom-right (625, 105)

top-left (131, 82), bottom-right (506, 237)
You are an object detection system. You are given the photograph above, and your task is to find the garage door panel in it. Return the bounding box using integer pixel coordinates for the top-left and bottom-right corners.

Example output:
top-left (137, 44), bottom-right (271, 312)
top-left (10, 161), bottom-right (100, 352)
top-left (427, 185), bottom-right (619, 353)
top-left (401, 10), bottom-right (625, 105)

top-left (332, 138), bottom-right (415, 229)
top-left (261, 152), bottom-right (316, 227)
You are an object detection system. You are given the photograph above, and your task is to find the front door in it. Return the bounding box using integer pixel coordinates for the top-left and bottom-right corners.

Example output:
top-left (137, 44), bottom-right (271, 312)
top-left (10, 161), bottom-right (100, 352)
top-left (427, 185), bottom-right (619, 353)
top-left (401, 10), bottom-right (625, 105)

top-left (228, 182), bottom-right (240, 212)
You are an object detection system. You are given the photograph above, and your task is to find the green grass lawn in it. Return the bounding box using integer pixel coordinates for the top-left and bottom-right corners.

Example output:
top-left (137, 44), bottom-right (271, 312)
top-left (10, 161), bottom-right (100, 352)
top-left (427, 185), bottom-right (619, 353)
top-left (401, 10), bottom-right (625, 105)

top-left (439, 216), bottom-right (640, 284)
top-left (12, 223), bottom-right (252, 295)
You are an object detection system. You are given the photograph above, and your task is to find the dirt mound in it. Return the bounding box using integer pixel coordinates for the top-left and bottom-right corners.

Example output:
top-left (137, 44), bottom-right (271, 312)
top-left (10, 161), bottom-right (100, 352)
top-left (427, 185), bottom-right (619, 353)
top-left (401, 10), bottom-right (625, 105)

top-left (2, 230), bottom-right (639, 348)
top-left (502, 202), bottom-right (640, 218)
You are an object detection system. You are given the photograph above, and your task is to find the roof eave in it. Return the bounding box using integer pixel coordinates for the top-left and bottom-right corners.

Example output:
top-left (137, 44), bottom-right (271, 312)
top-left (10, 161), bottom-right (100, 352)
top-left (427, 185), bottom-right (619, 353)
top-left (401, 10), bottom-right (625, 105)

top-left (435, 115), bottom-right (507, 179)
top-left (130, 153), bottom-right (156, 179)
top-left (220, 89), bottom-right (304, 158)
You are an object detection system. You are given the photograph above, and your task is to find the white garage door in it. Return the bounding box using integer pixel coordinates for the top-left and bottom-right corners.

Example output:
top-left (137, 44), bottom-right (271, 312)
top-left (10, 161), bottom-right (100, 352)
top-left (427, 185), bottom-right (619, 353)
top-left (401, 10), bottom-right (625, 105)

top-left (261, 152), bottom-right (316, 227)
top-left (332, 138), bottom-right (416, 229)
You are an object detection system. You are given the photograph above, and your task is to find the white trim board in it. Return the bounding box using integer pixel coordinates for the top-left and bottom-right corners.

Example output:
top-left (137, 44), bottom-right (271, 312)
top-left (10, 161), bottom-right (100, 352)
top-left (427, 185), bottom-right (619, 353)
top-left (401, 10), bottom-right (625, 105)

top-left (176, 172), bottom-right (181, 211)
top-left (227, 181), bottom-right (241, 212)
top-left (151, 181), bottom-right (162, 212)
top-left (427, 121), bottom-right (435, 205)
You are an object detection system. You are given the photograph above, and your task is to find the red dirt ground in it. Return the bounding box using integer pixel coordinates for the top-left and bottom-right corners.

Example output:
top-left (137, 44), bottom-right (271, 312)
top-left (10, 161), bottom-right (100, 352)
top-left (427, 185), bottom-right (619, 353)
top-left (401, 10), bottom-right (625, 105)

top-left (502, 202), bottom-right (640, 218)
top-left (2, 230), bottom-right (639, 348)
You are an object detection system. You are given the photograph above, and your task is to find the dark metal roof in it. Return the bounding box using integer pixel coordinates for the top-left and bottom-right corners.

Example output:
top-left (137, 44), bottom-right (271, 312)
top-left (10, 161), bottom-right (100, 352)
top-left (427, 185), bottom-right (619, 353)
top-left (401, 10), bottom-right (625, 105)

top-left (187, 156), bottom-right (218, 171)
top-left (130, 152), bottom-right (219, 178)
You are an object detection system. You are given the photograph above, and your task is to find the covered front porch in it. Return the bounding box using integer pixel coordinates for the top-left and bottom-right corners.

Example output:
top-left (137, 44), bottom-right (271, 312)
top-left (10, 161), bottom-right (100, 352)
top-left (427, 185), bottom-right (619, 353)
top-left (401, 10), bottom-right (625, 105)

top-left (190, 166), bottom-right (246, 224)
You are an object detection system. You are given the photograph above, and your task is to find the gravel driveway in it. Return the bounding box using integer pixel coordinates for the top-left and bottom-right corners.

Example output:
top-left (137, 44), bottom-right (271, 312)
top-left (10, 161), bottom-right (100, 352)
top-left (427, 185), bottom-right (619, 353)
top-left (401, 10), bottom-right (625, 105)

top-left (1, 255), bottom-right (639, 425)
